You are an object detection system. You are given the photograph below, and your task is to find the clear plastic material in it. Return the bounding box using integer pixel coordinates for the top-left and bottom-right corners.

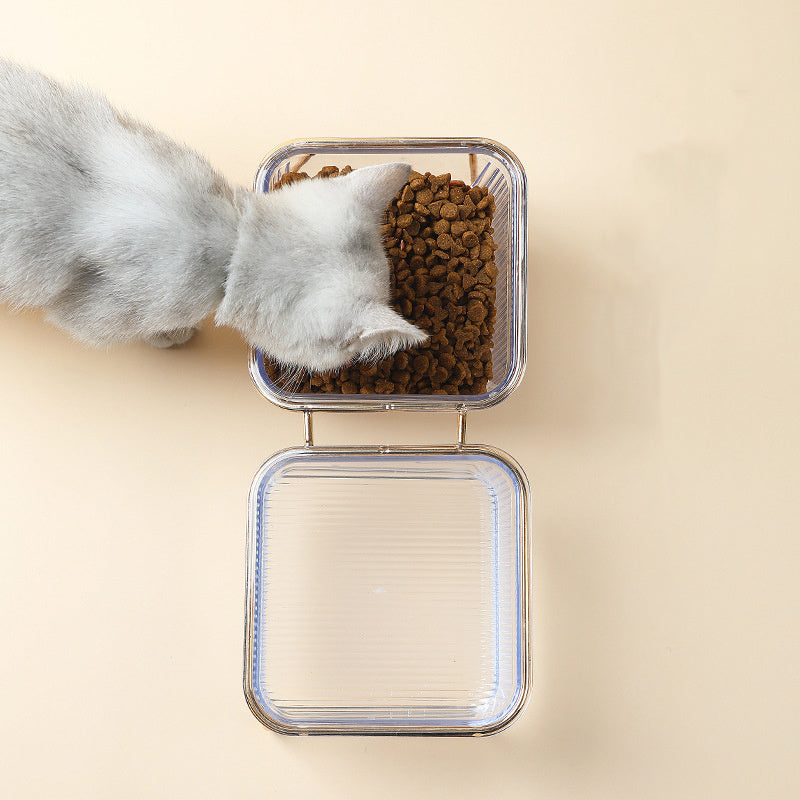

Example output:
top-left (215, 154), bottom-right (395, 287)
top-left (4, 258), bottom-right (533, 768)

top-left (244, 446), bottom-right (530, 735)
top-left (248, 138), bottom-right (527, 412)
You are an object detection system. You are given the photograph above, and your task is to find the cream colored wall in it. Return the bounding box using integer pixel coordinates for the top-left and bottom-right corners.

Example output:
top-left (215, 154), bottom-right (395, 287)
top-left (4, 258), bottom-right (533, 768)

top-left (1, 2), bottom-right (798, 798)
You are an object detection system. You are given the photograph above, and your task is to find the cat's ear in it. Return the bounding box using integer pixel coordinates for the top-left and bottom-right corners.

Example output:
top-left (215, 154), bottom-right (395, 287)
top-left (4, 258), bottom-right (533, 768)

top-left (343, 162), bottom-right (412, 215)
top-left (353, 302), bottom-right (428, 356)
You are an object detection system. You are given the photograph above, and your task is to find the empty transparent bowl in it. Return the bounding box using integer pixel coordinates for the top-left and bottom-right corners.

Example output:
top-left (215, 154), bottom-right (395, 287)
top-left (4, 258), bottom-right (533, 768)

top-left (248, 138), bottom-right (528, 412)
top-left (244, 445), bottom-right (531, 735)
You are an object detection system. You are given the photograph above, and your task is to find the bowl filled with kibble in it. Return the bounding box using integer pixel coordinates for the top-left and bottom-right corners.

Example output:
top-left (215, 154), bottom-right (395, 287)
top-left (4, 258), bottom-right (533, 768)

top-left (249, 138), bottom-right (527, 411)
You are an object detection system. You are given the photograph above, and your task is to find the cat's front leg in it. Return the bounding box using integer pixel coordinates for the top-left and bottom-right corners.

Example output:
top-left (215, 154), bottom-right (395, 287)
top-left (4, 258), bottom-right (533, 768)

top-left (143, 327), bottom-right (198, 348)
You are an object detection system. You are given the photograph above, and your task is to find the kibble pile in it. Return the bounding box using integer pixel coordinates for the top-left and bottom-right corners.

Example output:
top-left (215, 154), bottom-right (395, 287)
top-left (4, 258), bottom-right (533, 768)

top-left (264, 165), bottom-right (497, 395)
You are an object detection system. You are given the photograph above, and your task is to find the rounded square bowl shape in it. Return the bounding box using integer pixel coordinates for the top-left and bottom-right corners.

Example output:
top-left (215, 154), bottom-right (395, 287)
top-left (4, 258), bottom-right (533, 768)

top-left (248, 138), bottom-right (527, 411)
top-left (244, 445), bottom-right (531, 735)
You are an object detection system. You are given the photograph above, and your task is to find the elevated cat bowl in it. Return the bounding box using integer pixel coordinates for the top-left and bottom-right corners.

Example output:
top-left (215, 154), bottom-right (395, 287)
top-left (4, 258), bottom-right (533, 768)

top-left (243, 138), bottom-right (531, 736)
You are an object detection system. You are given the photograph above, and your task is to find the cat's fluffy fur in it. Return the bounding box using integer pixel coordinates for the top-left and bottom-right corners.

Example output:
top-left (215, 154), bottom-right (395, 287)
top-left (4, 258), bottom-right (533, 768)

top-left (0, 59), bottom-right (426, 370)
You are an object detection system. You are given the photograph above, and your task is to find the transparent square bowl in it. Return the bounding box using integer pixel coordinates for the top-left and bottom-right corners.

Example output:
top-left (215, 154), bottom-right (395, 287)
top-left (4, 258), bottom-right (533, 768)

top-left (244, 445), bottom-right (531, 735)
top-left (248, 138), bottom-right (527, 412)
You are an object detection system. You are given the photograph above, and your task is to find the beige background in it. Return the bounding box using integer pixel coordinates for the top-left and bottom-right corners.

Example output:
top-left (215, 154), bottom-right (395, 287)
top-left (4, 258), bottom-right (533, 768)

top-left (1, 1), bottom-right (798, 797)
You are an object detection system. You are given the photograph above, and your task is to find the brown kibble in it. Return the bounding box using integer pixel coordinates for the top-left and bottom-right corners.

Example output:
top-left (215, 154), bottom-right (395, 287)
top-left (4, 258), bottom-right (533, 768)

top-left (465, 258), bottom-right (482, 273)
top-left (439, 351), bottom-right (456, 370)
top-left (462, 230), bottom-right (479, 248)
top-left (440, 202), bottom-right (459, 221)
top-left (412, 354), bottom-right (430, 373)
top-left (433, 219), bottom-right (450, 235)
top-left (430, 327), bottom-right (448, 345)
top-left (450, 220), bottom-right (467, 238)
top-left (467, 301), bottom-right (488, 323)
top-left (397, 214), bottom-right (413, 229)
top-left (468, 186), bottom-right (483, 204)
top-left (433, 366), bottom-right (449, 383)
top-left (342, 381), bottom-right (359, 394)
top-left (415, 188), bottom-right (434, 205)
top-left (436, 233), bottom-right (454, 250)
top-left (441, 282), bottom-right (463, 303)
top-left (430, 173), bottom-right (451, 193)
top-left (428, 200), bottom-right (445, 218)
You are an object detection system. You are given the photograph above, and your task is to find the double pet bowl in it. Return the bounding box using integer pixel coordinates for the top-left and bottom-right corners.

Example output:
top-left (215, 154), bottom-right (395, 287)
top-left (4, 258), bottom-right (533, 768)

top-left (243, 138), bottom-right (530, 735)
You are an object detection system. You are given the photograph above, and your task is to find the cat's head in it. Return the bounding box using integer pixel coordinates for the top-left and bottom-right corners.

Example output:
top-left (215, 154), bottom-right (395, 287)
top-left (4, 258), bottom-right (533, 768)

top-left (216, 163), bottom-right (428, 372)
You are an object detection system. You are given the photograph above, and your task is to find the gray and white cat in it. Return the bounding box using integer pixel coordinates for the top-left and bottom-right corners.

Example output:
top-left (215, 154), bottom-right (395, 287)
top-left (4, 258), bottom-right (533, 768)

top-left (0, 59), bottom-right (426, 371)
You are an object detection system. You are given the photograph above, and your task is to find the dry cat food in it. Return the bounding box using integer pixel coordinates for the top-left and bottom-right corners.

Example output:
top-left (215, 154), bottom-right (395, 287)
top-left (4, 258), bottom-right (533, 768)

top-left (265, 165), bottom-right (497, 395)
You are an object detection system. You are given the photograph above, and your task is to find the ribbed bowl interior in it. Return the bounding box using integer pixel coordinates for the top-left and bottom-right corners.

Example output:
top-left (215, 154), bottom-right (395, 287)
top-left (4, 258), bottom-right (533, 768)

top-left (247, 448), bottom-right (527, 733)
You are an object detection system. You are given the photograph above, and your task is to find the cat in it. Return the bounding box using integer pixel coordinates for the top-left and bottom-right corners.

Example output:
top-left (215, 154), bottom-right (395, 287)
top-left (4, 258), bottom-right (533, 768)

top-left (0, 59), bottom-right (427, 371)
